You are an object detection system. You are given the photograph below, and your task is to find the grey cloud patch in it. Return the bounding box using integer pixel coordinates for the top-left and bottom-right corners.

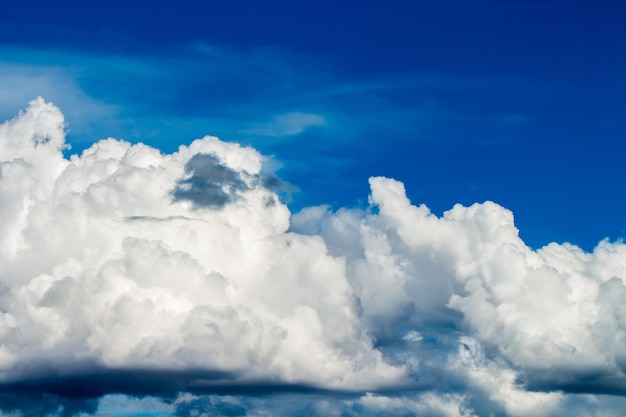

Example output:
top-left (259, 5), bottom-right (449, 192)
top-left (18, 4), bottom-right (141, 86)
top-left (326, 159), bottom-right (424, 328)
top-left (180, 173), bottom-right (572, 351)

top-left (184, 154), bottom-right (246, 187)
top-left (260, 172), bottom-right (283, 190)
top-left (522, 369), bottom-right (626, 396)
top-left (172, 153), bottom-right (293, 208)
top-left (0, 372), bottom-right (371, 417)
top-left (259, 172), bottom-right (298, 205)
top-left (173, 153), bottom-right (248, 208)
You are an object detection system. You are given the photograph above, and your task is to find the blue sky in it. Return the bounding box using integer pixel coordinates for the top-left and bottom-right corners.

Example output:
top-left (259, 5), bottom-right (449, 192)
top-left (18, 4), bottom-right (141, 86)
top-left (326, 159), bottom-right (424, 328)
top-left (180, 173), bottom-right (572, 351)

top-left (1, 1), bottom-right (626, 416)
top-left (1, 0), bottom-right (624, 250)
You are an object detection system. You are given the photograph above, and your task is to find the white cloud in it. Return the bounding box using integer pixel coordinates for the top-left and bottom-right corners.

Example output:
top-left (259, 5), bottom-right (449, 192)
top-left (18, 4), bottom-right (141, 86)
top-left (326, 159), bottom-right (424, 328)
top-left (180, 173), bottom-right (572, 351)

top-left (0, 99), bottom-right (625, 415)
top-left (293, 177), bottom-right (626, 384)
top-left (243, 112), bottom-right (327, 137)
top-left (0, 98), bottom-right (401, 393)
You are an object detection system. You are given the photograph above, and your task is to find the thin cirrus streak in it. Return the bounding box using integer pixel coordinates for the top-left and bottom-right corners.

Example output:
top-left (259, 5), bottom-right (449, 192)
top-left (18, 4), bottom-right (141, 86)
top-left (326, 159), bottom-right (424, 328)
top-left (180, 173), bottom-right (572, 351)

top-left (0, 98), bottom-right (625, 416)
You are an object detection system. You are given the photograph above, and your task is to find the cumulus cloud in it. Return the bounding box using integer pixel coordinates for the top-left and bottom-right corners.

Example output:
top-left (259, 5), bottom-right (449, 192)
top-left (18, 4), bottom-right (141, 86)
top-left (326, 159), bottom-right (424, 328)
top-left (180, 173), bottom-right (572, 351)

top-left (0, 99), bottom-right (625, 415)
top-left (0, 98), bottom-right (401, 397)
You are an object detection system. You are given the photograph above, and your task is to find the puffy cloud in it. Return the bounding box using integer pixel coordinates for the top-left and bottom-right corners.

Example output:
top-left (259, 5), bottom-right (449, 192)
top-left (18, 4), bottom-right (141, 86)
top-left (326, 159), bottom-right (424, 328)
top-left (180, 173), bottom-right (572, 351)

top-left (0, 99), bottom-right (625, 415)
top-left (293, 177), bottom-right (626, 396)
top-left (0, 98), bottom-right (401, 394)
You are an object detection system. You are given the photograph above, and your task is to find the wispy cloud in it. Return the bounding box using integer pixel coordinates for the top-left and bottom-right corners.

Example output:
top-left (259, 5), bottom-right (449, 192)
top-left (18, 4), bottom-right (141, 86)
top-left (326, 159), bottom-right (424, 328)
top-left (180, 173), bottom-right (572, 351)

top-left (0, 61), bottom-right (120, 143)
top-left (0, 44), bottom-right (531, 151)
top-left (242, 112), bottom-right (326, 137)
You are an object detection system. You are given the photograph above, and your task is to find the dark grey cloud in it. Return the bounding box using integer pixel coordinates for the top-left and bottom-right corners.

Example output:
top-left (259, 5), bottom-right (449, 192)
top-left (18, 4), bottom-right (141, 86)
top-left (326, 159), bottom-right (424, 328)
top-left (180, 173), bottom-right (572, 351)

top-left (0, 366), bottom-right (373, 415)
top-left (173, 154), bottom-right (248, 208)
top-left (522, 369), bottom-right (626, 396)
top-left (172, 153), bottom-right (294, 209)
top-left (0, 368), bottom-right (236, 400)
top-left (0, 369), bottom-right (379, 416)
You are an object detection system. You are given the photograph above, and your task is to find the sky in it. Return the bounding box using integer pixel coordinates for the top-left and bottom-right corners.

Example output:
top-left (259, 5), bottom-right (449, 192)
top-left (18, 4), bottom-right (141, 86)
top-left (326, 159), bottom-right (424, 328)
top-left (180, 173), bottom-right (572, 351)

top-left (0, 1), bottom-right (625, 416)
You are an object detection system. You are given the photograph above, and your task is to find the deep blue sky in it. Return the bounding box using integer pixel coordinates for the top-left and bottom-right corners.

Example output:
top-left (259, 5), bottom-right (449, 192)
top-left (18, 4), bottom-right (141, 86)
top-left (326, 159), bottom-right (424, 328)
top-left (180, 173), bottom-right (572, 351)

top-left (1, 0), bottom-right (625, 250)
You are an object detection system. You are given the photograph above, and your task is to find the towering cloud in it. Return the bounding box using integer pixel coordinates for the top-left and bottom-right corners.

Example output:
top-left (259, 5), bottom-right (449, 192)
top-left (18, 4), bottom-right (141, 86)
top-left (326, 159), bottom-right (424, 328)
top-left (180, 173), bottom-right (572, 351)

top-left (0, 99), bottom-right (625, 416)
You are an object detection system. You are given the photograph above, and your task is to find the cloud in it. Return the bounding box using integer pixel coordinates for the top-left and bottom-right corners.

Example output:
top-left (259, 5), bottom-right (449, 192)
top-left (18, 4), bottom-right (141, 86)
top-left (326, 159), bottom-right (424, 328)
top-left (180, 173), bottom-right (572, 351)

top-left (173, 154), bottom-right (251, 208)
top-left (0, 61), bottom-right (120, 145)
top-left (0, 45), bottom-right (526, 152)
top-left (293, 178), bottom-right (626, 390)
top-left (242, 112), bottom-right (327, 137)
top-left (0, 99), bottom-right (625, 416)
top-left (0, 46), bottom-right (338, 149)
top-left (0, 98), bottom-right (403, 403)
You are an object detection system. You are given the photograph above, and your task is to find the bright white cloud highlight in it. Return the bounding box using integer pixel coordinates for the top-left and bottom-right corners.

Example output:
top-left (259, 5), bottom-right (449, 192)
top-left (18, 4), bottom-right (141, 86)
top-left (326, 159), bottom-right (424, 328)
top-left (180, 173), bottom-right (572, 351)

top-left (0, 99), bottom-right (625, 416)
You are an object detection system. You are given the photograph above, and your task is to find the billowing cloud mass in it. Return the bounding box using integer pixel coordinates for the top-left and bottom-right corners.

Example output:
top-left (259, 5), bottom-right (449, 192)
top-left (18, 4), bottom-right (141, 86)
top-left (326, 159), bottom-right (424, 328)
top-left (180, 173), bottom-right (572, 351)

top-left (0, 99), bottom-right (625, 416)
